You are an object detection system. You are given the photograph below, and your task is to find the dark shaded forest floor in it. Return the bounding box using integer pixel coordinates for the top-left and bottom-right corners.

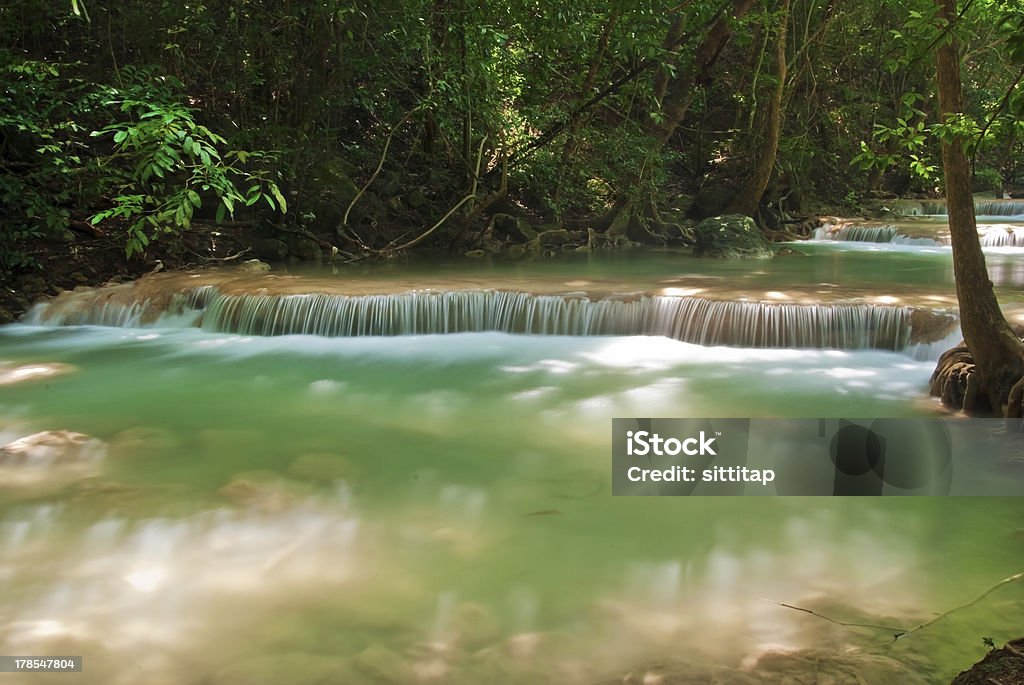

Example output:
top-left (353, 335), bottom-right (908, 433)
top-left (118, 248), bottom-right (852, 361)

top-left (2, 224), bottom-right (250, 324)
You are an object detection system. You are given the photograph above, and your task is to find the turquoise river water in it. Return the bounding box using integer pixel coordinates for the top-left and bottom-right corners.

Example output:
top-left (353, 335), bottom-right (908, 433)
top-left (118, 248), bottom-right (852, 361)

top-left (1, 232), bottom-right (1023, 684)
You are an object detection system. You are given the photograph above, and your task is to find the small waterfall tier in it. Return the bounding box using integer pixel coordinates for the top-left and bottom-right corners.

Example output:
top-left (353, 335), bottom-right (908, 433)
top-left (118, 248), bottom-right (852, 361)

top-left (30, 283), bottom-right (959, 353)
top-left (811, 223), bottom-right (1024, 247)
top-left (811, 224), bottom-right (941, 245)
top-left (889, 199), bottom-right (1024, 218)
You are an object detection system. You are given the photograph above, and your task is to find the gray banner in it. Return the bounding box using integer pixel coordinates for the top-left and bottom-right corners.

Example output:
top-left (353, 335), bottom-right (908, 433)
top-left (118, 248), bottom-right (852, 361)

top-left (611, 418), bottom-right (1024, 496)
top-left (0, 656), bottom-right (83, 672)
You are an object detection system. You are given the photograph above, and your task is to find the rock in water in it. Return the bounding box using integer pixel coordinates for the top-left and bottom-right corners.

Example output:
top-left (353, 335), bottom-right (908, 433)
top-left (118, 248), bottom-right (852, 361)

top-left (0, 430), bottom-right (107, 490)
top-left (236, 259), bottom-right (272, 273)
top-left (693, 214), bottom-right (774, 259)
top-left (0, 362), bottom-right (75, 386)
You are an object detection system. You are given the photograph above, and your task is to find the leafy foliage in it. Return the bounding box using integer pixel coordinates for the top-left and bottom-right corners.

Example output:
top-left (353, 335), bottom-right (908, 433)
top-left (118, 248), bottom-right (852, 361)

top-left (89, 87), bottom-right (285, 257)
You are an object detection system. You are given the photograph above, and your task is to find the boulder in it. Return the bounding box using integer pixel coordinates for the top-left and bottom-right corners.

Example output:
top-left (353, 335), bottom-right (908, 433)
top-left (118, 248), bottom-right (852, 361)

top-left (534, 228), bottom-right (571, 246)
top-left (693, 214), bottom-right (773, 259)
top-left (491, 214), bottom-right (537, 242)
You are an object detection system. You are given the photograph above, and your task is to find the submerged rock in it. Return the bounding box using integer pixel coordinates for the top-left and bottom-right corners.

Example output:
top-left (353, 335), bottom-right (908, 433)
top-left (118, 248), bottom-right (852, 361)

top-left (353, 645), bottom-right (410, 684)
top-left (287, 453), bottom-right (358, 484)
top-left (0, 430), bottom-right (106, 490)
top-left (108, 426), bottom-right (181, 459)
top-left (210, 653), bottom-right (355, 685)
top-left (602, 648), bottom-right (930, 685)
top-left (0, 361), bottom-right (75, 386)
top-left (218, 471), bottom-right (308, 513)
top-left (693, 215), bottom-right (773, 259)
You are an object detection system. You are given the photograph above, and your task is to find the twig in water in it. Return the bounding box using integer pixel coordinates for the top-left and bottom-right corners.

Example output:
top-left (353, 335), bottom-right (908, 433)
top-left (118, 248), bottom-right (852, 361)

top-left (757, 597), bottom-right (908, 639)
top-left (762, 569), bottom-right (1024, 644)
top-left (898, 571), bottom-right (1024, 640)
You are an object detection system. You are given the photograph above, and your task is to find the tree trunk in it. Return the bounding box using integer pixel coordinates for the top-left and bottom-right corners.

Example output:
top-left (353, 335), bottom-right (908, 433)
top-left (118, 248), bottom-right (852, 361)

top-left (647, 0), bottom-right (759, 147)
top-left (727, 0), bottom-right (790, 217)
top-left (934, 0), bottom-right (1024, 414)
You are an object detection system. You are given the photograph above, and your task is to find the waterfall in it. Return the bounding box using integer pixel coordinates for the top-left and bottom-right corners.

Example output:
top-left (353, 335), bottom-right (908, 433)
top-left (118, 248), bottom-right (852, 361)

top-left (811, 223), bottom-right (1024, 247)
top-left (30, 285), bottom-right (954, 354)
top-left (811, 225), bottom-right (942, 246)
top-left (978, 227), bottom-right (1024, 247)
top-left (812, 225), bottom-right (898, 243)
top-left (192, 289), bottom-right (919, 350)
top-left (975, 200), bottom-right (1024, 218)
top-left (906, 199), bottom-right (1024, 218)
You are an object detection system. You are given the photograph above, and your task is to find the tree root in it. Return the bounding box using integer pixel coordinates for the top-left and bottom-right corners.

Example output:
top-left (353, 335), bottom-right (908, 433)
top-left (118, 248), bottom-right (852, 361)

top-left (930, 329), bottom-right (1024, 416)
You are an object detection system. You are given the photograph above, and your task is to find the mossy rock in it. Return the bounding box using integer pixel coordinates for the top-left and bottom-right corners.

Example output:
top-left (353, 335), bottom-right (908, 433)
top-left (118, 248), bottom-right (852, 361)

top-left (534, 228), bottom-right (570, 246)
top-left (492, 214), bottom-right (537, 242)
top-left (693, 214), bottom-right (773, 259)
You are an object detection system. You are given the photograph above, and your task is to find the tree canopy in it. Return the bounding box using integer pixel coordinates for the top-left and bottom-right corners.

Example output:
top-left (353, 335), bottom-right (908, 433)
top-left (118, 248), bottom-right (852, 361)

top-left (0, 0), bottom-right (1022, 269)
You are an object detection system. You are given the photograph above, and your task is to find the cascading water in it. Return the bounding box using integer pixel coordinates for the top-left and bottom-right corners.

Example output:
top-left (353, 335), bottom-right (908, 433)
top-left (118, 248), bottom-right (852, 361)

top-left (894, 199), bottom-right (1024, 218)
top-left (810, 222), bottom-right (1024, 247)
top-left (30, 286), bottom-right (953, 353)
top-left (811, 225), bottom-right (902, 243)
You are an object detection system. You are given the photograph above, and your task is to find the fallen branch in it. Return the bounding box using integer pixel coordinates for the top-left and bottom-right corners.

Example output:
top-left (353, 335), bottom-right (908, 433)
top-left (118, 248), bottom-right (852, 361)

top-left (898, 570), bottom-right (1024, 641)
top-left (757, 597), bottom-right (907, 637)
top-left (763, 570), bottom-right (1024, 645)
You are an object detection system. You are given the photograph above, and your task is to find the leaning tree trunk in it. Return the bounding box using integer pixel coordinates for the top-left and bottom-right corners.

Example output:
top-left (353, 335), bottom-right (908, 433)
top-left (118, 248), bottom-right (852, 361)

top-left (608, 0), bottom-right (758, 243)
top-left (727, 0), bottom-right (790, 217)
top-left (647, 0), bottom-right (759, 147)
top-left (934, 0), bottom-right (1024, 414)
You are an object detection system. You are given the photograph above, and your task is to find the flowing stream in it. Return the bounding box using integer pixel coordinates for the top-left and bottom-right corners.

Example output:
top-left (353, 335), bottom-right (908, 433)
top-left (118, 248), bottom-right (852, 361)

top-left (1, 229), bottom-right (1024, 683)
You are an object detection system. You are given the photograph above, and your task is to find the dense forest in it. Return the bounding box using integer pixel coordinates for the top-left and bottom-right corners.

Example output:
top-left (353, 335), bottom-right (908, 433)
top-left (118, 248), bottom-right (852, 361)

top-left (2, 0), bottom-right (1022, 275)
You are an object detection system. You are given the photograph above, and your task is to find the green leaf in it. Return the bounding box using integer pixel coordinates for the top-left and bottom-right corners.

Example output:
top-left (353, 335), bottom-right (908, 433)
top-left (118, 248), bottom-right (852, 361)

top-left (270, 185), bottom-right (287, 213)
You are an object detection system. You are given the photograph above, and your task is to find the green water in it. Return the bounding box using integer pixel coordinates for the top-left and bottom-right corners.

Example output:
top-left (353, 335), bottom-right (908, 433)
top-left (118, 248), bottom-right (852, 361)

top-left (1, 247), bottom-right (1023, 684)
top-left (306, 241), bottom-right (1024, 291)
